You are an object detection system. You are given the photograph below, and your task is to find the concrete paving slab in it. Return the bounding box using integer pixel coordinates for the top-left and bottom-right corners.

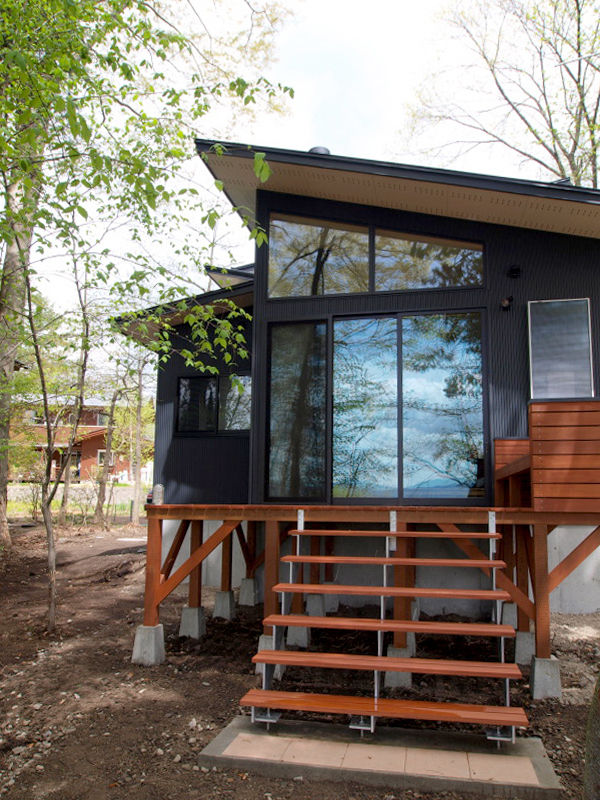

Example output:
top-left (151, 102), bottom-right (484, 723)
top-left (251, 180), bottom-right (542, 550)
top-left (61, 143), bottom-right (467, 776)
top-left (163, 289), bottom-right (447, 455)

top-left (200, 716), bottom-right (563, 799)
top-left (468, 752), bottom-right (540, 785)
top-left (405, 746), bottom-right (470, 780)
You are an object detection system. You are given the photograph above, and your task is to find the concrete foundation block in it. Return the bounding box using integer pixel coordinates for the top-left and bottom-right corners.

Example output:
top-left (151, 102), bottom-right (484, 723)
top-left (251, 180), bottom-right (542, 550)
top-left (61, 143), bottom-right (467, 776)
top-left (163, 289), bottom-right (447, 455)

top-left (239, 577), bottom-right (258, 607)
top-left (306, 594), bottom-right (326, 617)
top-left (515, 631), bottom-right (535, 665)
top-left (255, 634), bottom-right (285, 680)
top-left (531, 655), bottom-right (562, 700)
top-left (501, 602), bottom-right (518, 628)
top-left (213, 590), bottom-right (235, 620)
top-left (178, 606), bottom-right (206, 639)
top-left (384, 642), bottom-right (416, 689)
top-left (286, 626), bottom-right (310, 648)
top-left (132, 624), bottom-right (165, 666)
top-left (322, 583), bottom-right (339, 613)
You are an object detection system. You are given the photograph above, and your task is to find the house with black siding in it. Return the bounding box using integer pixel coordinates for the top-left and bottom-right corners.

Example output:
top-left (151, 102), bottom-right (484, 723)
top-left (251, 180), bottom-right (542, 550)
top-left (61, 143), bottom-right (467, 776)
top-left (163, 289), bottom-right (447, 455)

top-left (136, 141), bottom-right (600, 739)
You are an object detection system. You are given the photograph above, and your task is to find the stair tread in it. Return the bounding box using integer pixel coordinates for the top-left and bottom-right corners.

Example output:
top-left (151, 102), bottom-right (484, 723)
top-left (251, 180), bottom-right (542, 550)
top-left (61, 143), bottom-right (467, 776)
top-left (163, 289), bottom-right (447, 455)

top-left (281, 555), bottom-right (506, 568)
top-left (241, 689), bottom-right (529, 727)
top-left (289, 529), bottom-right (500, 539)
top-left (274, 582), bottom-right (511, 601)
top-left (253, 650), bottom-right (522, 679)
top-left (264, 614), bottom-right (516, 638)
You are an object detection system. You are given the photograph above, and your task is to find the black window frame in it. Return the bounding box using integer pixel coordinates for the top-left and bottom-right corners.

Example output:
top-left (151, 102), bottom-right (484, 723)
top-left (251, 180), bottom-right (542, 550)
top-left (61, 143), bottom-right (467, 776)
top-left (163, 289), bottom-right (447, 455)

top-left (175, 374), bottom-right (251, 436)
top-left (266, 210), bottom-right (485, 302)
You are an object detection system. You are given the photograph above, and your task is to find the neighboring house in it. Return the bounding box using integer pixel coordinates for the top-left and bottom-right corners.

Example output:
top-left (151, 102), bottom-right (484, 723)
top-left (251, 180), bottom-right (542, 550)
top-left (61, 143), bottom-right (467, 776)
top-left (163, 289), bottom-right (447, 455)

top-left (12, 402), bottom-right (132, 481)
top-left (134, 142), bottom-right (600, 738)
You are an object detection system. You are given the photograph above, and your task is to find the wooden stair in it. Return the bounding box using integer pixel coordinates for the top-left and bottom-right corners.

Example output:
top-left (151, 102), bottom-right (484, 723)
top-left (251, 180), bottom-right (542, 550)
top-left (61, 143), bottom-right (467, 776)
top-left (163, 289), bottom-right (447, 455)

top-left (242, 511), bottom-right (528, 741)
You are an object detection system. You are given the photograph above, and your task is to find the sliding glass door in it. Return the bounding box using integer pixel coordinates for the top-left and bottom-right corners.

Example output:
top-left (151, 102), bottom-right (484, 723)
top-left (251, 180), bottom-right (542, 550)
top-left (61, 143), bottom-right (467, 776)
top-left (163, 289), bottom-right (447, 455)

top-left (267, 311), bottom-right (485, 502)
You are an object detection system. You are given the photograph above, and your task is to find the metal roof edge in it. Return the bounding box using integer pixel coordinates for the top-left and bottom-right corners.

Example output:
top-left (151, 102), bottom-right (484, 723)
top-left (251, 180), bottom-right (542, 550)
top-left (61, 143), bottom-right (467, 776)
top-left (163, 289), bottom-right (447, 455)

top-left (194, 138), bottom-right (600, 206)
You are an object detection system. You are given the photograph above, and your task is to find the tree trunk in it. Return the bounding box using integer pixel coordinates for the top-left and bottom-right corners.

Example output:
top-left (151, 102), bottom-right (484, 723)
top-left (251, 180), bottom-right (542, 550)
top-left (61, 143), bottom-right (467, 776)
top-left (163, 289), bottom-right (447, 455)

top-left (58, 453), bottom-right (71, 527)
top-left (131, 359), bottom-right (144, 524)
top-left (584, 673), bottom-right (600, 799)
top-left (94, 391), bottom-right (119, 527)
top-left (0, 179), bottom-right (35, 553)
top-left (41, 493), bottom-right (57, 632)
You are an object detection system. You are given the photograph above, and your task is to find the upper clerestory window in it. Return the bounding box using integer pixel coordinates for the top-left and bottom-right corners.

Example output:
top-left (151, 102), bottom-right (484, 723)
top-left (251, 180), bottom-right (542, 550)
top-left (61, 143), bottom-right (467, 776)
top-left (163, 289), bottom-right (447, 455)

top-left (267, 213), bottom-right (483, 298)
top-left (375, 230), bottom-right (483, 291)
top-left (268, 215), bottom-right (369, 297)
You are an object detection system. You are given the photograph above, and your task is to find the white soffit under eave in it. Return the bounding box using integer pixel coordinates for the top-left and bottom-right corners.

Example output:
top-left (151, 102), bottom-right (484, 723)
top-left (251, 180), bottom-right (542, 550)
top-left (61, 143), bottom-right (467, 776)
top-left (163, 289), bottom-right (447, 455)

top-left (206, 154), bottom-right (600, 240)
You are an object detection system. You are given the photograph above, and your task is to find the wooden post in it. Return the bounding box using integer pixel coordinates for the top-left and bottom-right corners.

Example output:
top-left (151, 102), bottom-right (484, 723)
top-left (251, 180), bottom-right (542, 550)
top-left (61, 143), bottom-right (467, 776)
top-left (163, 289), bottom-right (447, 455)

top-left (246, 521), bottom-right (256, 578)
top-left (188, 520), bottom-right (203, 608)
top-left (220, 528), bottom-right (232, 592)
top-left (143, 516), bottom-right (162, 626)
top-left (263, 520), bottom-right (280, 634)
top-left (516, 526), bottom-right (530, 632)
top-left (310, 534), bottom-right (320, 584)
top-left (393, 527), bottom-right (411, 649)
top-left (324, 536), bottom-right (334, 582)
top-left (532, 524), bottom-right (551, 659)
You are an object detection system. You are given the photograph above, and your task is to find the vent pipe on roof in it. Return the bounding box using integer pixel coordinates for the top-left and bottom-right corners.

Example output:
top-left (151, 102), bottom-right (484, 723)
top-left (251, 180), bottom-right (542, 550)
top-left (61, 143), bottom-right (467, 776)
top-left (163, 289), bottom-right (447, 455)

top-left (309, 146), bottom-right (330, 155)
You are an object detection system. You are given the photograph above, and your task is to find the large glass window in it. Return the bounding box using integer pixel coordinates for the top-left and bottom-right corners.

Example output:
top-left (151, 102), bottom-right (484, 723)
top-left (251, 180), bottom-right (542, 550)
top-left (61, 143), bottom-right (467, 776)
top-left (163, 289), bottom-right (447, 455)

top-left (268, 323), bottom-right (327, 498)
top-left (375, 231), bottom-right (483, 292)
top-left (333, 318), bottom-right (398, 497)
top-left (266, 312), bottom-right (485, 502)
top-left (219, 375), bottom-right (252, 430)
top-left (402, 313), bottom-right (484, 499)
top-left (268, 215), bottom-right (369, 297)
top-left (528, 299), bottom-right (593, 398)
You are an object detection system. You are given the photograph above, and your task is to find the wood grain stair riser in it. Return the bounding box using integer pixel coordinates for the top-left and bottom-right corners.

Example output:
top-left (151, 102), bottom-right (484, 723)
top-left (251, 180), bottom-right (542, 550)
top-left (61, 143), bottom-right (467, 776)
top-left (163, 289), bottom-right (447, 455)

top-left (252, 650), bottom-right (522, 679)
top-left (273, 582), bottom-right (511, 601)
top-left (263, 614), bottom-right (517, 638)
top-left (241, 689), bottom-right (529, 728)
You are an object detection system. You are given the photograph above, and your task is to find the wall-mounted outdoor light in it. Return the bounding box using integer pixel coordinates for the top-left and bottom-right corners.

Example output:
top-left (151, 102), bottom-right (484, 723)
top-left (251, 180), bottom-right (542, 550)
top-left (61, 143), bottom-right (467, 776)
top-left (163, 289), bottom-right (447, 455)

top-left (501, 296), bottom-right (514, 311)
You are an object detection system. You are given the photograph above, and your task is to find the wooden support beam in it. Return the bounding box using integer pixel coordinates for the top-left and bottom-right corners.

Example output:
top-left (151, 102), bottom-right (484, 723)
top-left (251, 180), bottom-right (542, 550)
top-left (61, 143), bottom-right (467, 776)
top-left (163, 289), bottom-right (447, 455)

top-left (516, 526), bottom-right (531, 632)
top-left (246, 521), bottom-right (257, 578)
top-left (324, 536), bottom-right (334, 582)
top-left (263, 520), bottom-right (281, 635)
top-left (548, 525), bottom-right (600, 592)
top-left (157, 521), bottom-right (240, 603)
top-left (440, 524), bottom-right (535, 620)
top-left (188, 520), bottom-right (203, 608)
top-left (393, 530), bottom-right (411, 649)
top-left (220, 529), bottom-right (233, 592)
top-left (235, 524), bottom-right (253, 573)
top-left (310, 535), bottom-right (320, 584)
top-left (161, 520), bottom-right (189, 581)
top-left (532, 524), bottom-right (551, 659)
top-left (143, 516), bottom-right (163, 626)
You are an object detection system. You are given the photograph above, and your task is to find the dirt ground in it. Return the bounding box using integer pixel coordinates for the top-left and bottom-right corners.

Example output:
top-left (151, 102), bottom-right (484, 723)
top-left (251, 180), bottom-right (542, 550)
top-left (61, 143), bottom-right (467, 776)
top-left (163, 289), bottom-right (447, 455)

top-left (0, 523), bottom-right (597, 800)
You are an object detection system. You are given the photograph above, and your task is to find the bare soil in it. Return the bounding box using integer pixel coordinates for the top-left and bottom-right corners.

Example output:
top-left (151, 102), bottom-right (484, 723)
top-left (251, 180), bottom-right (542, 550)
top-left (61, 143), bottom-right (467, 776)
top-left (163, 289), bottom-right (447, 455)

top-left (0, 523), bottom-right (597, 800)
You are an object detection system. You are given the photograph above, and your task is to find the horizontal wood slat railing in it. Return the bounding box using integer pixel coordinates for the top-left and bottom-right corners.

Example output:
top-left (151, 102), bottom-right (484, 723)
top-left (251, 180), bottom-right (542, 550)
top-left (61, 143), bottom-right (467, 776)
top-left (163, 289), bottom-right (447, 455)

top-left (530, 400), bottom-right (600, 512)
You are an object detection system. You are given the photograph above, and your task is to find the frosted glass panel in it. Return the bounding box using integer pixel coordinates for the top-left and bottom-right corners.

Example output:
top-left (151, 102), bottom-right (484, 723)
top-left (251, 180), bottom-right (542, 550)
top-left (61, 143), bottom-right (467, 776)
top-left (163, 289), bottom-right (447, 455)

top-left (529, 300), bottom-right (593, 398)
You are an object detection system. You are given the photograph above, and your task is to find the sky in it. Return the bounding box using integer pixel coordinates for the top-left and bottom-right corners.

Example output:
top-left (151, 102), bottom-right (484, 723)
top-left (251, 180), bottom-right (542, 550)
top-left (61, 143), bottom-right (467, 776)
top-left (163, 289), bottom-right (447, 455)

top-left (237, 0), bottom-right (521, 173)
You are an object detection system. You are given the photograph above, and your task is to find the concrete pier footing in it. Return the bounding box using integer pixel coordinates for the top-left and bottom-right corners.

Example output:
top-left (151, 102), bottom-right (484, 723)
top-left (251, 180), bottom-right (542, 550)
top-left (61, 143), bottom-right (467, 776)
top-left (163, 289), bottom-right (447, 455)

top-left (384, 639), bottom-right (416, 689)
top-left (239, 578), bottom-right (258, 606)
top-left (213, 590), bottom-right (236, 620)
top-left (132, 624), bottom-right (165, 666)
top-left (179, 606), bottom-right (206, 639)
top-left (531, 655), bottom-right (562, 700)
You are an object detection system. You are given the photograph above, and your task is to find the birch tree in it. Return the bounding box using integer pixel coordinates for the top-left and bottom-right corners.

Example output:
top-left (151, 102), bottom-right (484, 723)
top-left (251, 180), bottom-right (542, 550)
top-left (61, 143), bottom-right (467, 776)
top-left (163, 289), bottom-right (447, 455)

top-left (413, 0), bottom-right (600, 185)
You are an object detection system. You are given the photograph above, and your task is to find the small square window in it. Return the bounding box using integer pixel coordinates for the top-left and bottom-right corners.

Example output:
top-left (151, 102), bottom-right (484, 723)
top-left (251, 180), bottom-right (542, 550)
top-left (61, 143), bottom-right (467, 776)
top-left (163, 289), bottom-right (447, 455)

top-left (177, 377), bottom-right (218, 432)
